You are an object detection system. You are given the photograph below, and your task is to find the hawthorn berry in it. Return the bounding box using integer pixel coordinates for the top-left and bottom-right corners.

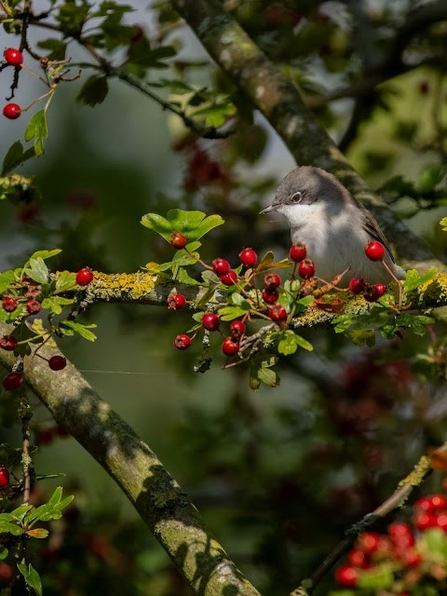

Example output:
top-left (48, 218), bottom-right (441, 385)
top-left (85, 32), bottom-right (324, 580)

top-left (374, 283), bottom-right (387, 297)
top-left (2, 297), bottom-right (17, 312)
top-left (289, 242), bottom-right (307, 262)
top-left (363, 285), bottom-right (381, 302)
top-left (219, 270), bottom-right (238, 286)
top-left (229, 320), bottom-right (246, 339)
top-left (365, 241), bottom-right (385, 261)
top-left (268, 304), bottom-right (287, 322)
top-left (426, 493), bottom-right (447, 510)
top-left (76, 267), bottom-right (93, 286)
top-left (0, 467), bottom-right (10, 489)
top-left (212, 258), bottom-right (231, 276)
top-left (0, 335), bottom-right (17, 351)
top-left (348, 277), bottom-right (365, 294)
top-left (167, 294), bottom-right (186, 309)
top-left (170, 231), bottom-right (187, 249)
top-left (202, 313), bottom-right (220, 331)
top-left (298, 258), bottom-right (315, 279)
top-left (356, 532), bottom-right (381, 554)
top-left (173, 334), bottom-right (191, 350)
top-left (3, 103), bottom-right (21, 120)
top-left (48, 356), bottom-right (67, 371)
top-left (335, 565), bottom-right (357, 587)
top-left (262, 288), bottom-right (279, 304)
top-left (239, 248), bottom-right (257, 268)
top-left (413, 511), bottom-right (438, 531)
top-left (388, 522), bottom-right (415, 548)
top-left (4, 48), bottom-right (23, 66)
top-left (2, 372), bottom-right (23, 391)
top-left (221, 336), bottom-right (239, 356)
top-left (347, 549), bottom-right (369, 569)
top-left (26, 299), bottom-right (41, 315)
top-left (264, 273), bottom-right (281, 288)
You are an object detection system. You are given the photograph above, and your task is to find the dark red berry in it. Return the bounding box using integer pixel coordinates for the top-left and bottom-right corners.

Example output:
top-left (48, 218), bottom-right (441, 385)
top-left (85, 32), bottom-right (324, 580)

top-left (413, 511), bottom-right (438, 530)
top-left (131, 25), bottom-right (144, 43)
top-left (298, 258), bottom-right (315, 279)
top-left (335, 565), bottom-right (357, 587)
top-left (26, 299), bottom-right (41, 315)
top-left (219, 270), bottom-right (238, 286)
top-left (229, 320), bottom-right (246, 338)
top-left (212, 258), bottom-right (231, 276)
top-left (174, 334), bottom-right (191, 350)
top-left (363, 285), bottom-right (381, 302)
top-left (264, 273), bottom-right (281, 288)
top-left (0, 467), bottom-right (10, 489)
top-left (289, 242), bottom-right (307, 262)
top-left (365, 241), bottom-right (385, 261)
top-left (4, 48), bottom-right (23, 66)
top-left (76, 267), bottom-right (93, 286)
top-left (222, 336), bottom-right (239, 356)
top-left (348, 277), bottom-right (365, 294)
top-left (0, 335), bottom-right (17, 351)
top-left (48, 356), bottom-right (67, 371)
top-left (202, 313), bottom-right (220, 331)
top-left (239, 248), bottom-right (257, 268)
top-left (262, 288), bottom-right (279, 304)
top-left (2, 372), bottom-right (23, 391)
top-left (3, 103), bottom-right (21, 119)
top-left (167, 294), bottom-right (186, 309)
top-left (268, 304), bottom-right (287, 322)
top-left (2, 297), bottom-right (18, 312)
top-left (374, 283), bottom-right (386, 297)
top-left (170, 231), bottom-right (187, 249)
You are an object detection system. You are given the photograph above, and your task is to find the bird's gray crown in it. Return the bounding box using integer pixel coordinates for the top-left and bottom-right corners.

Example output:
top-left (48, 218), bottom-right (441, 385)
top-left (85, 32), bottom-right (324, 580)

top-left (274, 166), bottom-right (348, 207)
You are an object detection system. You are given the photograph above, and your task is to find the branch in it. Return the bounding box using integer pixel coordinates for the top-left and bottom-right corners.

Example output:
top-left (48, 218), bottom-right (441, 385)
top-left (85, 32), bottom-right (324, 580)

top-left (169, 0), bottom-right (444, 274)
top-left (0, 329), bottom-right (262, 596)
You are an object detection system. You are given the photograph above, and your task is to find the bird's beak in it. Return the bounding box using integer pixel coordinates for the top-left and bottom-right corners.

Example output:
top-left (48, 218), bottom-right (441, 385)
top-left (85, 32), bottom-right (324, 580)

top-left (260, 204), bottom-right (274, 215)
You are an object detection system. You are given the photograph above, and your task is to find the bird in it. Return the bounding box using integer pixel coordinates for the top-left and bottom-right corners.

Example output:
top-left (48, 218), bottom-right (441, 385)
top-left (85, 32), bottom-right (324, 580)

top-left (260, 166), bottom-right (406, 286)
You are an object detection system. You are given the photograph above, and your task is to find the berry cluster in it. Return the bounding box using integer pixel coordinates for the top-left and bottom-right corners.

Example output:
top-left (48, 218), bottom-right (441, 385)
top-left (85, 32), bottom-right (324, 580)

top-left (334, 491), bottom-right (447, 593)
top-left (2, 48), bottom-right (24, 119)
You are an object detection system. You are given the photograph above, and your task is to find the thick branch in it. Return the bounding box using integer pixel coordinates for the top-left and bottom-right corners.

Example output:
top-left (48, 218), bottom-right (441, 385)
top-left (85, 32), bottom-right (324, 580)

top-left (169, 0), bottom-right (444, 274)
top-left (0, 331), bottom-right (261, 596)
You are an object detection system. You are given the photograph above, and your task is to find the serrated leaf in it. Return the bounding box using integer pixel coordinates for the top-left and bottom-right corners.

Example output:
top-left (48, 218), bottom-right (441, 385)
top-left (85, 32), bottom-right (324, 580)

top-left (175, 267), bottom-right (200, 285)
top-left (141, 209), bottom-right (224, 243)
top-left (60, 320), bottom-right (97, 341)
top-left (403, 268), bottom-right (437, 292)
top-left (0, 270), bottom-right (16, 293)
top-left (17, 562), bottom-right (42, 596)
top-left (27, 249), bottom-right (61, 262)
top-left (218, 305), bottom-right (250, 320)
top-left (24, 257), bottom-right (49, 284)
top-left (2, 141), bottom-right (36, 175)
top-left (55, 270), bottom-right (76, 291)
top-left (41, 296), bottom-right (74, 315)
top-left (258, 366), bottom-right (279, 387)
top-left (76, 75), bottom-right (109, 107)
top-left (395, 313), bottom-right (433, 336)
top-left (24, 110), bottom-right (48, 156)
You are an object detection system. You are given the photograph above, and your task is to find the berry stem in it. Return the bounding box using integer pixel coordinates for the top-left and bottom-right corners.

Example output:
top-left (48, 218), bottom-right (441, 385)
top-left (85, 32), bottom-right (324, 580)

top-left (381, 260), bottom-right (403, 309)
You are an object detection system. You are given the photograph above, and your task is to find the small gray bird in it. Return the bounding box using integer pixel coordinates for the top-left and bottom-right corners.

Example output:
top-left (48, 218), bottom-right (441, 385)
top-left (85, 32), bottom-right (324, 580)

top-left (261, 166), bottom-right (406, 286)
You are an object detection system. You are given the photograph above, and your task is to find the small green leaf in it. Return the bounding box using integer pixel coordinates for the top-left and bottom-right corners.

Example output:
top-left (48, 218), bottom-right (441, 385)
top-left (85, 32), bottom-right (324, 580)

top-left (76, 75), bottom-right (109, 107)
top-left (349, 328), bottom-right (376, 346)
top-left (0, 545), bottom-right (8, 559)
top-left (141, 209), bottom-right (224, 243)
top-left (55, 270), bottom-right (76, 292)
top-left (440, 217), bottom-right (447, 231)
top-left (24, 257), bottom-right (49, 284)
top-left (41, 296), bottom-right (74, 315)
top-left (0, 516), bottom-right (23, 536)
top-left (0, 270), bottom-right (16, 293)
top-left (2, 141), bottom-right (36, 175)
top-left (17, 562), bottom-right (42, 596)
top-left (24, 110), bottom-right (49, 156)
top-left (403, 268), bottom-right (437, 292)
top-left (26, 249), bottom-right (61, 263)
top-left (417, 164), bottom-right (445, 192)
top-left (36, 38), bottom-right (67, 60)
top-left (218, 305), bottom-right (251, 320)
top-left (59, 320), bottom-right (97, 341)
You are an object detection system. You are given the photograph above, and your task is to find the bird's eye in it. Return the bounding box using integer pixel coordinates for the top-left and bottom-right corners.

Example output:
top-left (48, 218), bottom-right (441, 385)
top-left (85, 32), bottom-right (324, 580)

top-left (291, 191), bottom-right (303, 203)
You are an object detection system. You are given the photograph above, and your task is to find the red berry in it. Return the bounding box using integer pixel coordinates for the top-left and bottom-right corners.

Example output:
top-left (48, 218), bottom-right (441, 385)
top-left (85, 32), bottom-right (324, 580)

top-left (401, 549), bottom-right (422, 567)
top-left (415, 496), bottom-right (433, 512)
top-left (262, 288), bottom-right (279, 304)
top-left (174, 334), bottom-right (191, 350)
top-left (0, 467), bottom-right (10, 489)
top-left (348, 277), bottom-right (365, 294)
top-left (4, 48), bottom-right (23, 66)
top-left (76, 267), bottom-right (93, 286)
top-left (363, 285), bottom-right (381, 302)
top-left (0, 335), bottom-right (17, 351)
top-left (374, 283), bottom-right (387, 297)
top-left (229, 320), bottom-right (246, 338)
top-left (2, 297), bottom-right (18, 312)
top-left (413, 511), bottom-right (438, 530)
top-left (436, 512), bottom-right (447, 530)
top-left (222, 336), bottom-right (239, 356)
top-left (2, 372), bottom-right (23, 391)
top-left (347, 549), bottom-right (369, 569)
top-left (427, 493), bottom-right (447, 510)
top-left (26, 299), bottom-right (41, 315)
top-left (365, 241), bottom-right (385, 261)
top-left (298, 258), bottom-right (315, 279)
top-left (264, 273), bottom-right (281, 288)
top-left (356, 532), bottom-right (381, 554)
top-left (239, 248), bottom-right (257, 268)
top-left (212, 258), bottom-right (231, 276)
top-left (170, 231), bottom-right (187, 249)
top-left (202, 313), bottom-right (220, 331)
top-left (3, 103), bottom-right (21, 119)
top-left (268, 304), bottom-right (287, 322)
top-left (48, 356), bottom-right (67, 371)
top-left (289, 242), bottom-right (307, 262)
top-left (388, 522), bottom-right (414, 548)
top-left (219, 270), bottom-right (238, 286)
top-left (167, 294), bottom-right (186, 309)
top-left (335, 565), bottom-right (357, 587)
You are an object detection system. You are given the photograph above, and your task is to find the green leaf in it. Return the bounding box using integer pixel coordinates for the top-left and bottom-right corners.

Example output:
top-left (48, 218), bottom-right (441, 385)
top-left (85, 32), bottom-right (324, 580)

top-left (76, 75), bottom-right (109, 107)
top-left (273, 330), bottom-right (313, 355)
top-left (395, 313), bottom-right (434, 336)
top-left (141, 210), bottom-right (224, 243)
top-left (0, 270), bottom-right (16, 293)
top-left (17, 562), bottom-right (42, 596)
top-left (423, 528), bottom-right (447, 556)
top-left (0, 545), bottom-right (8, 560)
top-left (0, 515), bottom-right (23, 536)
top-left (24, 257), bottom-right (49, 284)
top-left (28, 487), bottom-right (74, 524)
top-left (24, 110), bottom-right (48, 156)
top-left (55, 270), bottom-right (76, 292)
top-left (417, 164), bottom-right (445, 192)
top-left (357, 562), bottom-right (395, 589)
top-left (249, 356), bottom-right (279, 390)
top-left (218, 305), bottom-right (251, 320)
top-left (148, 78), bottom-right (194, 94)
top-left (59, 320), bottom-right (97, 341)
top-left (2, 141), bottom-right (36, 175)
top-left (27, 249), bottom-right (61, 262)
top-left (174, 267), bottom-right (200, 286)
top-left (403, 268), bottom-right (437, 292)
top-left (36, 38), bottom-right (67, 60)
top-left (41, 296), bottom-right (74, 315)
top-left (349, 328), bottom-right (376, 346)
